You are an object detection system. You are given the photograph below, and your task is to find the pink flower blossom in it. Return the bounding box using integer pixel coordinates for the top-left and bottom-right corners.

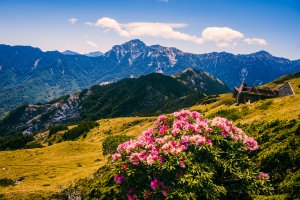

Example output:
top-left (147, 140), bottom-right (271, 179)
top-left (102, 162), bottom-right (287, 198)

top-left (127, 194), bottom-right (137, 200)
top-left (112, 153), bottom-right (121, 161)
top-left (129, 153), bottom-right (140, 165)
top-left (158, 115), bottom-right (168, 122)
top-left (138, 150), bottom-right (148, 161)
top-left (162, 186), bottom-right (170, 197)
top-left (179, 159), bottom-right (185, 168)
top-left (159, 125), bottom-right (169, 134)
top-left (191, 111), bottom-right (201, 119)
top-left (150, 179), bottom-right (159, 190)
top-left (121, 163), bottom-right (127, 170)
top-left (258, 172), bottom-right (270, 180)
top-left (146, 155), bottom-right (155, 165)
top-left (114, 174), bottom-right (125, 184)
top-left (245, 137), bottom-right (259, 151)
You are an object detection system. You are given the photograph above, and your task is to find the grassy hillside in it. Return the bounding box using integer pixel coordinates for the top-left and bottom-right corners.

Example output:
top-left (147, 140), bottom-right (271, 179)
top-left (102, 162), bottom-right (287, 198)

top-left (0, 72), bottom-right (299, 199)
top-left (190, 72), bottom-right (300, 124)
top-left (0, 117), bottom-right (155, 199)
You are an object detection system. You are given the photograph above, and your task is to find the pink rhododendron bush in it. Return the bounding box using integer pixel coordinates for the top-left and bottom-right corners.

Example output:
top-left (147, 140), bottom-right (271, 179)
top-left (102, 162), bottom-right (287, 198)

top-left (112, 110), bottom-right (272, 199)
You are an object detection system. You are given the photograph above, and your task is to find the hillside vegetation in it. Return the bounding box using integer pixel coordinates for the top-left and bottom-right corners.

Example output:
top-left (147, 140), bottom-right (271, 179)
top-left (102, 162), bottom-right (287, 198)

top-left (0, 72), bottom-right (299, 199)
top-left (0, 68), bottom-right (229, 136)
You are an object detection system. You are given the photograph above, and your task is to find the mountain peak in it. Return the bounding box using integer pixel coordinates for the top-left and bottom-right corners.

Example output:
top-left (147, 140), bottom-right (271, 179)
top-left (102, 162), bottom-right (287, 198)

top-left (110, 39), bottom-right (146, 52)
top-left (85, 51), bottom-right (103, 57)
top-left (252, 50), bottom-right (272, 57)
top-left (181, 68), bottom-right (199, 74)
top-left (106, 39), bottom-right (147, 61)
top-left (123, 39), bottom-right (146, 47)
top-left (61, 50), bottom-right (81, 56)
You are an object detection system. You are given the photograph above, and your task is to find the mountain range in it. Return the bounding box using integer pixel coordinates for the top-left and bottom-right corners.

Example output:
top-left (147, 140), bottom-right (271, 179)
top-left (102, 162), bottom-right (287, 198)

top-left (0, 39), bottom-right (299, 114)
top-left (0, 68), bottom-right (229, 135)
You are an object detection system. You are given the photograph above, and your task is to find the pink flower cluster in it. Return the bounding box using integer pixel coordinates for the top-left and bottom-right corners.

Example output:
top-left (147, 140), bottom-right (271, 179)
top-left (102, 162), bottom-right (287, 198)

top-left (112, 110), bottom-right (259, 199)
top-left (258, 172), bottom-right (270, 180)
top-left (150, 179), bottom-right (170, 197)
top-left (211, 117), bottom-right (259, 150)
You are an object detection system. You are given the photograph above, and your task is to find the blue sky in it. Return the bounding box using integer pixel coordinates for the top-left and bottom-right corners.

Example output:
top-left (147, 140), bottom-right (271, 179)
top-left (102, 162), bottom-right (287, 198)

top-left (0, 0), bottom-right (299, 59)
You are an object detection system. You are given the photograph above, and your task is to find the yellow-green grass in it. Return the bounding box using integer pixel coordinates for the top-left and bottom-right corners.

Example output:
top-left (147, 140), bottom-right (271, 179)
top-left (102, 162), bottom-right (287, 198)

top-left (0, 117), bottom-right (155, 198)
top-left (0, 142), bottom-right (103, 199)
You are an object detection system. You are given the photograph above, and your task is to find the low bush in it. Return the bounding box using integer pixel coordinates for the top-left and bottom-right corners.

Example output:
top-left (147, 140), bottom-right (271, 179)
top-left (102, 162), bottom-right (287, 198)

top-left (0, 134), bottom-right (34, 150)
top-left (241, 119), bottom-right (300, 199)
top-left (48, 124), bottom-right (69, 138)
top-left (208, 108), bottom-right (241, 120)
top-left (25, 142), bottom-right (44, 149)
top-left (0, 178), bottom-right (15, 187)
top-left (62, 120), bottom-right (98, 141)
top-left (121, 120), bottom-right (144, 131)
top-left (258, 100), bottom-right (273, 110)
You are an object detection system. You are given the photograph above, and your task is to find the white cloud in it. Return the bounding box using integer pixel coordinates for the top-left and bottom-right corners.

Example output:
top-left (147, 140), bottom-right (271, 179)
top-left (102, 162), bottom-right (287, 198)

top-left (244, 37), bottom-right (267, 46)
top-left (93, 17), bottom-right (130, 37)
top-left (68, 17), bottom-right (78, 25)
top-left (86, 17), bottom-right (267, 48)
top-left (201, 27), bottom-right (244, 47)
top-left (86, 40), bottom-right (98, 48)
top-left (158, 0), bottom-right (169, 3)
top-left (87, 17), bottom-right (201, 43)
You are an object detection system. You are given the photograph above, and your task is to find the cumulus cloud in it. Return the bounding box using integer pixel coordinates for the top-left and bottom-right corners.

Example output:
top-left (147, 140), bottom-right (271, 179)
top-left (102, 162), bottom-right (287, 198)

top-left (86, 40), bottom-right (98, 48)
top-left (201, 27), bottom-right (244, 47)
top-left (87, 17), bottom-right (201, 43)
top-left (244, 37), bottom-right (267, 45)
top-left (86, 17), bottom-right (267, 48)
top-left (68, 17), bottom-right (78, 25)
top-left (158, 0), bottom-right (169, 3)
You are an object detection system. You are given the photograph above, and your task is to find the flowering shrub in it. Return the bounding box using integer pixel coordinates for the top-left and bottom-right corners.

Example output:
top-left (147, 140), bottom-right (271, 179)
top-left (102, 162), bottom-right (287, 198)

top-left (112, 110), bottom-right (272, 199)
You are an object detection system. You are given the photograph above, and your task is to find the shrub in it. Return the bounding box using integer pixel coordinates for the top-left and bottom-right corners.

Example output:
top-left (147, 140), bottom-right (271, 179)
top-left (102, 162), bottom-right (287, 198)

top-left (241, 119), bottom-right (300, 198)
top-left (102, 135), bottom-right (134, 156)
top-left (25, 142), bottom-right (43, 149)
top-left (121, 120), bottom-right (144, 131)
top-left (209, 108), bottom-right (241, 121)
top-left (258, 100), bottom-right (273, 110)
top-left (111, 110), bottom-right (272, 199)
top-left (48, 124), bottom-right (69, 138)
top-left (62, 120), bottom-right (98, 141)
top-left (0, 134), bottom-right (34, 150)
top-left (0, 178), bottom-right (15, 187)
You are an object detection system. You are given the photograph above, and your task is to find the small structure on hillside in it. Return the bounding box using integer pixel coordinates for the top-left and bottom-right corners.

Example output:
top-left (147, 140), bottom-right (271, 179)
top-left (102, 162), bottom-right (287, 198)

top-left (233, 82), bottom-right (295, 104)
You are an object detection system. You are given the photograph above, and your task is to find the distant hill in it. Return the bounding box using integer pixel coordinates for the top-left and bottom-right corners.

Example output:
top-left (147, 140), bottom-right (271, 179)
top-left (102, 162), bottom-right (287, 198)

top-left (61, 50), bottom-right (81, 55)
top-left (84, 51), bottom-right (103, 57)
top-left (0, 40), bottom-right (299, 114)
top-left (0, 69), bottom-right (229, 135)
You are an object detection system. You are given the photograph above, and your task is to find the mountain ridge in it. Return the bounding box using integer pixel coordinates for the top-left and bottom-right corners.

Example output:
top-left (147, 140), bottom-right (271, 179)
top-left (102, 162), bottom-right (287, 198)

top-left (0, 40), bottom-right (299, 114)
top-left (0, 68), bottom-right (229, 135)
